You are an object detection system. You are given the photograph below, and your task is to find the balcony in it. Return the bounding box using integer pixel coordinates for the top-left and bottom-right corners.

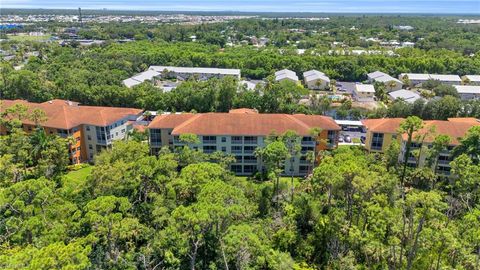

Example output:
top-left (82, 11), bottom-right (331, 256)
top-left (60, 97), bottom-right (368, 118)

top-left (301, 140), bottom-right (316, 146)
top-left (243, 157), bottom-right (258, 164)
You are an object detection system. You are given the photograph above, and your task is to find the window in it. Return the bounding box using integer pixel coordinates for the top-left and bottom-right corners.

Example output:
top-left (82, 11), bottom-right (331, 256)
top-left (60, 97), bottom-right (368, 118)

top-left (243, 165), bottom-right (257, 174)
top-left (203, 136), bottom-right (217, 144)
top-left (232, 136), bottom-right (242, 144)
top-left (221, 137), bottom-right (227, 143)
top-left (371, 133), bottom-right (384, 151)
top-left (301, 146), bottom-right (314, 154)
top-left (203, 145), bottom-right (217, 153)
top-left (221, 147), bottom-right (227, 152)
top-left (121, 129), bottom-right (125, 133)
top-left (299, 166), bottom-right (309, 174)
top-left (115, 132), bottom-right (118, 136)
top-left (231, 165), bottom-right (242, 173)
top-left (243, 156), bottom-right (257, 163)
top-left (244, 146), bottom-right (256, 154)
top-left (86, 126), bottom-right (90, 131)
top-left (149, 129), bottom-right (162, 146)
top-left (235, 156), bottom-right (242, 163)
top-left (244, 136), bottom-right (257, 144)
top-left (89, 144), bottom-right (93, 150)
top-left (302, 136), bottom-right (315, 145)
top-left (327, 130), bottom-right (337, 145)
top-left (231, 146), bottom-right (242, 154)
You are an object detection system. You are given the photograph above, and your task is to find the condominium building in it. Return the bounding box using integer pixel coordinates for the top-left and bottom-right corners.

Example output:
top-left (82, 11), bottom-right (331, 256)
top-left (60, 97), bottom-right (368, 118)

top-left (303, 70), bottom-right (330, 90)
top-left (275, 69), bottom-right (299, 83)
top-left (399, 73), bottom-right (462, 87)
top-left (0, 99), bottom-right (143, 164)
top-left (367, 71), bottom-right (403, 91)
top-left (148, 110), bottom-right (341, 176)
top-left (123, 66), bottom-right (242, 88)
top-left (362, 117), bottom-right (480, 175)
top-left (462, 75), bottom-right (480, 86)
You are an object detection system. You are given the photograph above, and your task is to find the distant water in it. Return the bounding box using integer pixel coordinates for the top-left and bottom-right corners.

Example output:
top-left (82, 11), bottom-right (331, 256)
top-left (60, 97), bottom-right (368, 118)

top-left (3, 0), bottom-right (480, 14)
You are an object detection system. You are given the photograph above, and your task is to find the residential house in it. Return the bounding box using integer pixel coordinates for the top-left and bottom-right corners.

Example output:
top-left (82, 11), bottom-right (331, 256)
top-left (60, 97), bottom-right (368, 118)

top-left (303, 70), bottom-right (330, 90)
top-left (275, 69), bottom-right (299, 83)
top-left (367, 71), bottom-right (403, 91)
top-left (0, 99), bottom-right (143, 164)
top-left (149, 66), bottom-right (241, 81)
top-left (399, 73), bottom-right (462, 87)
top-left (148, 109), bottom-right (341, 176)
top-left (388, 89), bottom-right (422, 103)
top-left (453, 85), bottom-right (480, 100)
top-left (462, 75), bottom-right (480, 85)
top-left (399, 73), bottom-right (431, 87)
top-left (353, 84), bottom-right (376, 101)
top-left (123, 66), bottom-right (241, 88)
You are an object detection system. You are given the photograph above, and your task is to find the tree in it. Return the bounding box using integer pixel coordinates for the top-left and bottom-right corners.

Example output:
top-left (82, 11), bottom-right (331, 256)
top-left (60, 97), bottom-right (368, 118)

top-left (453, 126), bottom-right (480, 164)
top-left (281, 130), bottom-right (301, 201)
top-left (255, 140), bottom-right (289, 207)
top-left (427, 134), bottom-right (451, 182)
top-left (398, 116), bottom-right (424, 188)
top-left (433, 84), bottom-right (459, 98)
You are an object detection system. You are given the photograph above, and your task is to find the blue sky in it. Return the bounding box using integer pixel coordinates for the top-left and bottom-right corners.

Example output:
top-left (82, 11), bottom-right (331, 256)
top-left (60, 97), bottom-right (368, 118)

top-left (3, 0), bottom-right (480, 14)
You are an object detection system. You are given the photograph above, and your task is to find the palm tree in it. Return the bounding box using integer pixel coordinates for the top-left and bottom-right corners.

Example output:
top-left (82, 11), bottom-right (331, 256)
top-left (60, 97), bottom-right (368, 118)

top-left (30, 127), bottom-right (53, 161)
top-left (387, 80), bottom-right (398, 91)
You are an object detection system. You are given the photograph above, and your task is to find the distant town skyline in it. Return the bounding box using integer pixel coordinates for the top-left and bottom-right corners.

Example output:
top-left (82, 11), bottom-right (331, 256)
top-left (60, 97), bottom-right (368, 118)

top-left (2, 0), bottom-right (480, 14)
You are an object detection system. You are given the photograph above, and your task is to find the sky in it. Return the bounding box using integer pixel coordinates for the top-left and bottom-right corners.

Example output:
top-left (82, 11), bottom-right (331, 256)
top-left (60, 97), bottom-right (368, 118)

top-left (2, 0), bottom-right (480, 14)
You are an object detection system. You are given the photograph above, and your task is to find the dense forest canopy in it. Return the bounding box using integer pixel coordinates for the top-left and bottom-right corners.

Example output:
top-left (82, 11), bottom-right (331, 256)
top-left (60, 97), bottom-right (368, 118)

top-left (1, 110), bottom-right (480, 269)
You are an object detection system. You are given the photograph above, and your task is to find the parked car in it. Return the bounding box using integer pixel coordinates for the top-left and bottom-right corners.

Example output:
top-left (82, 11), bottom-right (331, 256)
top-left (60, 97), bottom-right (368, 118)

top-left (360, 136), bottom-right (366, 144)
top-left (344, 134), bottom-right (352, 143)
top-left (338, 136), bottom-right (344, 143)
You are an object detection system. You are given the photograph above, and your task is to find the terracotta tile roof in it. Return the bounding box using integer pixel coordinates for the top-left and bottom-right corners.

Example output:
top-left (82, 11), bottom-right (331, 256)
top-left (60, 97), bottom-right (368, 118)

top-left (362, 117), bottom-right (479, 145)
top-left (148, 113), bottom-right (196, 129)
top-left (361, 118), bottom-right (405, 133)
top-left (403, 119), bottom-right (480, 145)
top-left (148, 113), bottom-right (340, 136)
top-left (1, 99), bottom-right (143, 129)
top-left (228, 108), bottom-right (259, 114)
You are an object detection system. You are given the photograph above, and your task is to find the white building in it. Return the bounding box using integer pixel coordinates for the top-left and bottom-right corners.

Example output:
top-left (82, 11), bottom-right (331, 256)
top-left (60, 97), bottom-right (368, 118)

top-left (123, 66), bottom-right (241, 88)
top-left (367, 71), bottom-right (403, 91)
top-left (429, 74), bottom-right (462, 85)
top-left (122, 69), bottom-right (161, 88)
top-left (453, 85), bottom-right (480, 100)
top-left (462, 75), bottom-right (480, 85)
top-left (275, 69), bottom-right (299, 83)
top-left (303, 70), bottom-right (330, 90)
top-left (354, 84), bottom-right (376, 101)
top-left (399, 73), bottom-right (462, 87)
top-left (388, 90), bottom-right (422, 103)
top-left (149, 66), bottom-right (241, 81)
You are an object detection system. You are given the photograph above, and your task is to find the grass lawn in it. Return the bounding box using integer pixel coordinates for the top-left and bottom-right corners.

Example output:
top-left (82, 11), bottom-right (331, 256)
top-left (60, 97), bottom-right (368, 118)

top-left (64, 165), bottom-right (93, 182)
top-left (7, 34), bottom-right (51, 42)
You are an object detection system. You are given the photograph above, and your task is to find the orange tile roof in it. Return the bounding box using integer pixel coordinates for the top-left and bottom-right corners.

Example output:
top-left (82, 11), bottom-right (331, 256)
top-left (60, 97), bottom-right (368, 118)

top-left (403, 119), bottom-right (480, 145)
top-left (229, 108), bottom-right (259, 114)
top-left (148, 113), bottom-right (340, 136)
top-left (361, 118), bottom-right (405, 133)
top-left (1, 99), bottom-right (143, 129)
top-left (362, 117), bottom-right (479, 145)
